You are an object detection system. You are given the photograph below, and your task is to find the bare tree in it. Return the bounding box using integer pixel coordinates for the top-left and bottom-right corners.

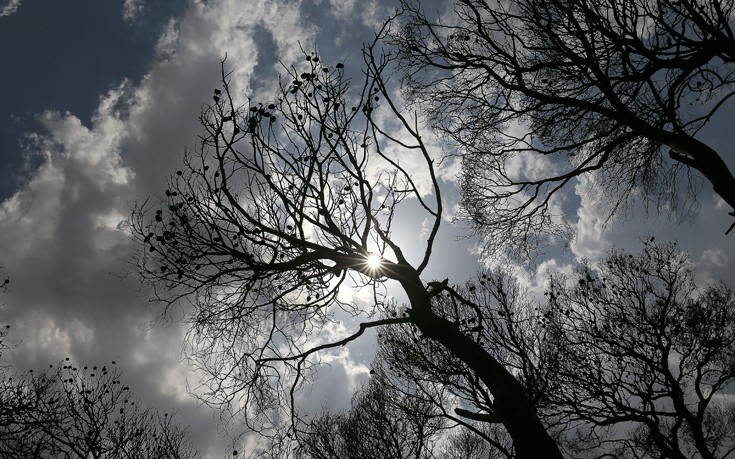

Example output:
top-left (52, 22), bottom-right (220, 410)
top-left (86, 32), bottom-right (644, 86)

top-left (296, 374), bottom-right (445, 459)
top-left (0, 269), bottom-right (19, 429)
top-left (440, 426), bottom-right (509, 459)
top-left (0, 360), bottom-right (202, 458)
top-left (128, 36), bottom-right (564, 458)
top-left (0, 324), bottom-right (9, 371)
top-left (295, 366), bottom-right (518, 459)
top-left (390, 0), bottom-right (735, 256)
top-left (539, 241), bottom-right (735, 458)
top-left (304, 242), bottom-right (735, 458)
top-left (0, 267), bottom-right (10, 364)
top-left (373, 268), bottom-right (563, 458)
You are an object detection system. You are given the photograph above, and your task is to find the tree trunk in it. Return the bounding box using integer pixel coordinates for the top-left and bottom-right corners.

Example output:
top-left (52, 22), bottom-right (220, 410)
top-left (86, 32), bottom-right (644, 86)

top-left (668, 134), bottom-right (735, 225)
top-left (396, 266), bottom-right (564, 459)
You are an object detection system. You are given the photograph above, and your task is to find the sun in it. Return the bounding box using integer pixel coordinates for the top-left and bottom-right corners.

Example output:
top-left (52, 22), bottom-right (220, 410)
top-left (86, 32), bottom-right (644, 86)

top-left (365, 253), bottom-right (382, 271)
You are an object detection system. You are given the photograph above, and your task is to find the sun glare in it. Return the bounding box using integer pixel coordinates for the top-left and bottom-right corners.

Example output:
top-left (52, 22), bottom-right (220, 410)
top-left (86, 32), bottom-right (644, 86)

top-left (366, 253), bottom-right (382, 271)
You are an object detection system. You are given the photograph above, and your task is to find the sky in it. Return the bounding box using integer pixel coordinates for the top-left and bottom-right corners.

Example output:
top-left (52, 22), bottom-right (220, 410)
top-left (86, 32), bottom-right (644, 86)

top-left (0, 0), bottom-right (733, 457)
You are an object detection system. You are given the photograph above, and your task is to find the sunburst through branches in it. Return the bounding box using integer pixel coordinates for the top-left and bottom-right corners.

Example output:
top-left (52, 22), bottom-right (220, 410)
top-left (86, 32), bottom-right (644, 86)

top-left (365, 253), bottom-right (383, 274)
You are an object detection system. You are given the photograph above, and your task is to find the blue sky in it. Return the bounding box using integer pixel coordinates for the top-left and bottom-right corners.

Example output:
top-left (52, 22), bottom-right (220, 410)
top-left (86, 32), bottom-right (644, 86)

top-left (0, 0), bottom-right (189, 198)
top-left (0, 1), bottom-right (733, 457)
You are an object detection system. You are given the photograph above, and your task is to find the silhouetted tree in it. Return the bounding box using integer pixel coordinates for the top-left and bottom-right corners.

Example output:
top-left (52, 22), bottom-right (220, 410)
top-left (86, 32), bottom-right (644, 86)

top-left (0, 269), bottom-right (18, 428)
top-left (0, 267), bottom-right (10, 360)
top-left (540, 241), bottom-right (735, 458)
top-left (294, 369), bottom-right (513, 459)
top-left (128, 36), bottom-right (563, 458)
top-left (294, 242), bottom-right (735, 458)
top-left (391, 0), bottom-right (735, 256)
top-left (373, 268), bottom-right (555, 458)
top-left (0, 324), bottom-right (9, 369)
top-left (296, 374), bottom-right (444, 459)
top-left (440, 426), bottom-right (509, 459)
top-left (0, 360), bottom-right (202, 459)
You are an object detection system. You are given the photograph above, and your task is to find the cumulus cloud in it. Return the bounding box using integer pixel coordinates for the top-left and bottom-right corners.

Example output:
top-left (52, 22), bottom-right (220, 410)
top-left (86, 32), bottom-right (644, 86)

top-left (154, 18), bottom-right (179, 59)
top-left (0, 0), bottom-right (408, 455)
top-left (0, 85), bottom-right (142, 363)
top-left (295, 341), bottom-right (372, 414)
top-left (6, 0), bottom-right (731, 456)
top-left (571, 172), bottom-right (614, 261)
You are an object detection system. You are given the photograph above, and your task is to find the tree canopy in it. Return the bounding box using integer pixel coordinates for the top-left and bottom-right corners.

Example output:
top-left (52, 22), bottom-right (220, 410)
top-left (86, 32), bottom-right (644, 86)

top-left (293, 242), bottom-right (735, 459)
top-left (391, 0), bottom-right (735, 256)
top-left (542, 241), bottom-right (735, 458)
top-left (129, 39), bottom-right (563, 457)
top-left (128, 2), bottom-right (735, 457)
top-left (0, 359), bottom-right (202, 459)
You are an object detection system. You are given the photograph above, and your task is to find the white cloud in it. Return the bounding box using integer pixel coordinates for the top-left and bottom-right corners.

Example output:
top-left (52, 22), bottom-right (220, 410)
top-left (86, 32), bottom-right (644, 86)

top-left (155, 18), bottom-right (179, 59)
top-left (571, 172), bottom-right (613, 261)
top-left (295, 345), bottom-right (371, 414)
top-left (0, 0), bottom-right (388, 455)
top-left (8, 0), bottom-right (733, 456)
top-left (0, 0), bottom-right (20, 17)
top-left (328, 0), bottom-right (357, 20)
top-left (699, 248), bottom-right (728, 269)
top-left (0, 86), bottom-right (133, 266)
top-left (122, 0), bottom-right (144, 22)
top-left (359, 0), bottom-right (386, 28)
